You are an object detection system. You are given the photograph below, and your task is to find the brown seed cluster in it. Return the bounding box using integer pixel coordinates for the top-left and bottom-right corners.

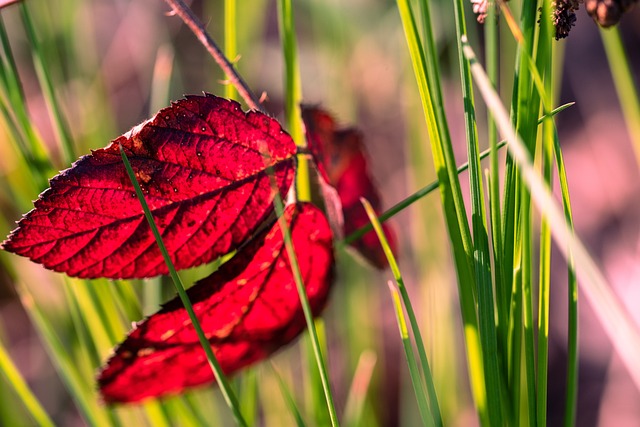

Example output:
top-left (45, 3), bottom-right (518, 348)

top-left (553, 0), bottom-right (638, 39)
top-left (585, 0), bottom-right (638, 27)
top-left (472, 0), bottom-right (638, 40)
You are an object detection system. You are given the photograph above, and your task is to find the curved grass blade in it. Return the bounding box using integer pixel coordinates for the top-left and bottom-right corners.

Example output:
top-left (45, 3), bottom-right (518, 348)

top-left (271, 363), bottom-right (307, 427)
top-left (362, 198), bottom-right (442, 427)
top-left (16, 284), bottom-right (110, 427)
top-left (0, 340), bottom-right (55, 427)
top-left (343, 351), bottom-right (376, 427)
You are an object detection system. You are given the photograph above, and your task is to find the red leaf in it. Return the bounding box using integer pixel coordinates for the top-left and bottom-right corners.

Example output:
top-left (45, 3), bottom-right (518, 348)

top-left (302, 107), bottom-right (397, 269)
top-left (98, 202), bottom-right (334, 403)
top-left (2, 95), bottom-right (297, 278)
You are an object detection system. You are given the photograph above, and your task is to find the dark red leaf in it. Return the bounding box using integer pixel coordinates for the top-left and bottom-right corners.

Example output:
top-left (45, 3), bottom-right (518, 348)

top-left (2, 95), bottom-right (297, 278)
top-left (98, 202), bottom-right (334, 403)
top-left (302, 107), bottom-right (397, 269)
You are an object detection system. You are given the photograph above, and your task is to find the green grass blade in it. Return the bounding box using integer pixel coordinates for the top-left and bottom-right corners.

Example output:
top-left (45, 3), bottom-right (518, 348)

top-left (536, 6), bottom-right (554, 424)
top-left (519, 190), bottom-right (537, 427)
top-left (388, 281), bottom-right (434, 427)
top-left (550, 129), bottom-right (578, 427)
top-left (119, 145), bottom-right (247, 427)
top-left (270, 193), bottom-right (339, 427)
top-left (600, 27), bottom-right (640, 168)
top-left (463, 34), bottom-right (640, 394)
top-left (271, 363), bottom-right (307, 427)
top-left (361, 198), bottom-right (441, 427)
top-left (224, 0), bottom-right (237, 101)
top-left (17, 284), bottom-right (109, 427)
top-left (343, 351), bottom-right (376, 427)
top-left (0, 340), bottom-right (55, 427)
top-left (19, 3), bottom-right (75, 164)
top-left (276, 0), bottom-right (310, 202)
top-left (485, 0), bottom-right (508, 352)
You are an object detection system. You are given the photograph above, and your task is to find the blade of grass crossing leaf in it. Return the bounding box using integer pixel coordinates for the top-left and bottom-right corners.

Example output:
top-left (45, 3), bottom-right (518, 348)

top-left (361, 198), bottom-right (441, 427)
top-left (119, 145), bottom-right (247, 427)
top-left (276, 0), bottom-right (310, 202)
top-left (0, 341), bottom-right (55, 427)
top-left (463, 34), bottom-right (640, 394)
top-left (270, 193), bottom-right (339, 427)
top-left (600, 27), bottom-right (640, 168)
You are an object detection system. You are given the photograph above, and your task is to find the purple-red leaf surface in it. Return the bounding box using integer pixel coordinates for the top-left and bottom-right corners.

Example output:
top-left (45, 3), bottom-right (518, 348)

top-left (98, 202), bottom-right (334, 403)
top-left (302, 107), bottom-right (397, 269)
top-left (2, 95), bottom-right (297, 278)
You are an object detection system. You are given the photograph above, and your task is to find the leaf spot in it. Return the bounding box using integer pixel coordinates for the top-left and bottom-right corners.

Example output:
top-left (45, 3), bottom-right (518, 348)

top-left (160, 330), bottom-right (176, 341)
top-left (137, 347), bottom-right (155, 357)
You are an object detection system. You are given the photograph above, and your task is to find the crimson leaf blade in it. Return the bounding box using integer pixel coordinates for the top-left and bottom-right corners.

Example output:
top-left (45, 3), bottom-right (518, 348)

top-left (302, 107), bottom-right (397, 269)
top-left (98, 202), bottom-right (335, 403)
top-left (3, 95), bottom-right (297, 278)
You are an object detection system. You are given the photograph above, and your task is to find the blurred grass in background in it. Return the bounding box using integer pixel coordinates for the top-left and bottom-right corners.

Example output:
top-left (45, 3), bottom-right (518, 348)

top-left (0, 0), bottom-right (639, 425)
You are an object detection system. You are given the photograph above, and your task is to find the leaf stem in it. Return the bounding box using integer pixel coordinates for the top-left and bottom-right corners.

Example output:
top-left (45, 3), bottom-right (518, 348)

top-left (162, 0), bottom-right (261, 111)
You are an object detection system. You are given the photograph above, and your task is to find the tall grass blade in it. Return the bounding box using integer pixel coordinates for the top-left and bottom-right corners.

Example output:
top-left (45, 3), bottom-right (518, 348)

top-left (224, 0), bottom-right (237, 101)
top-left (271, 363), bottom-right (307, 427)
top-left (361, 198), bottom-right (441, 427)
top-left (19, 3), bottom-right (75, 164)
top-left (0, 340), bottom-right (55, 427)
top-left (600, 27), bottom-right (640, 168)
top-left (17, 284), bottom-right (109, 427)
top-left (270, 193), bottom-right (339, 427)
top-left (551, 130), bottom-right (578, 427)
top-left (276, 0), bottom-right (310, 202)
top-left (343, 351), bottom-right (376, 427)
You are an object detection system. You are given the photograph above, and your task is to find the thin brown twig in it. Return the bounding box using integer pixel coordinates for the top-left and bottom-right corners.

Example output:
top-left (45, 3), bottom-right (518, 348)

top-left (162, 0), bottom-right (263, 112)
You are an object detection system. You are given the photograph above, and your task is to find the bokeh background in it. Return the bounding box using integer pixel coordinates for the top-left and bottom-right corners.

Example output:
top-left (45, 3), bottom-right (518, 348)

top-left (0, 0), bottom-right (639, 425)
